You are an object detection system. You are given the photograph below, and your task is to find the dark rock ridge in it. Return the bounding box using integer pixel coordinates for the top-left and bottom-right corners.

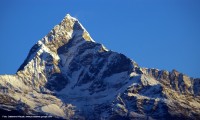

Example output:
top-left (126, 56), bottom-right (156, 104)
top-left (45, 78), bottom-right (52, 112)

top-left (0, 14), bottom-right (199, 120)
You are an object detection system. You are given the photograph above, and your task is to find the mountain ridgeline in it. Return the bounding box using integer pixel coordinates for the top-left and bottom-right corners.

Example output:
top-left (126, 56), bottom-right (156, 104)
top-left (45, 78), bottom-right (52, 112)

top-left (0, 14), bottom-right (200, 120)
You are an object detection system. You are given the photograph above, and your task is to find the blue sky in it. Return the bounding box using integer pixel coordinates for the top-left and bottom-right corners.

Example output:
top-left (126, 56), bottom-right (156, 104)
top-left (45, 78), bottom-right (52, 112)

top-left (0, 0), bottom-right (200, 78)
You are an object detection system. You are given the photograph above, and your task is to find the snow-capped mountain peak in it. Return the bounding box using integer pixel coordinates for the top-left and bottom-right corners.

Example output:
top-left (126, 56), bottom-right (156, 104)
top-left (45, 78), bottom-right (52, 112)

top-left (0, 14), bottom-right (200, 120)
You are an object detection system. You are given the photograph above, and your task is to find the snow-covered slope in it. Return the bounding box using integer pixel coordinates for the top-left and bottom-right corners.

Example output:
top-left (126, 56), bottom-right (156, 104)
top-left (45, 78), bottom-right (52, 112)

top-left (0, 14), bottom-right (200, 120)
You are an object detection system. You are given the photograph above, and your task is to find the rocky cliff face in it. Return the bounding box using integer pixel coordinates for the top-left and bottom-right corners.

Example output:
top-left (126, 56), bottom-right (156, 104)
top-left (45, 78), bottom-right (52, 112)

top-left (0, 14), bottom-right (200, 120)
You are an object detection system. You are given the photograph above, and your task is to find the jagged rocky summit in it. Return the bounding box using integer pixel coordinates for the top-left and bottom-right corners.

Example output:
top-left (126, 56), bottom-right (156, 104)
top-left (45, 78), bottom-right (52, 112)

top-left (0, 14), bottom-right (200, 120)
